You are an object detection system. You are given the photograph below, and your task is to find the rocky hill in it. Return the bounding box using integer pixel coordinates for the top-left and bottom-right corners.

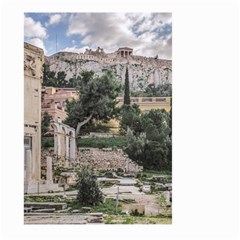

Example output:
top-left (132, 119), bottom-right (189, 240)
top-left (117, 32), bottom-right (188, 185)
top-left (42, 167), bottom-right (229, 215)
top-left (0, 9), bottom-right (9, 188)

top-left (45, 47), bottom-right (172, 92)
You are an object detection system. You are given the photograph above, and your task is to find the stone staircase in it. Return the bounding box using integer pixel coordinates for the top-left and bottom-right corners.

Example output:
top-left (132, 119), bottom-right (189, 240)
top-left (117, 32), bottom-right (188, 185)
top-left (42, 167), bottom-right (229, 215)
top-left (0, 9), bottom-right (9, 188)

top-left (24, 204), bottom-right (104, 224)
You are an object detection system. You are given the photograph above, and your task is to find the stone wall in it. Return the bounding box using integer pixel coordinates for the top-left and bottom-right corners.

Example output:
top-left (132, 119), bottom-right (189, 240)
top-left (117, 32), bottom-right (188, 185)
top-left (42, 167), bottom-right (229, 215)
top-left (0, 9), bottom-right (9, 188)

top-left (41, 147), bottom-right (143, 179)
top-left (77, 148), bottom-right (142, 173)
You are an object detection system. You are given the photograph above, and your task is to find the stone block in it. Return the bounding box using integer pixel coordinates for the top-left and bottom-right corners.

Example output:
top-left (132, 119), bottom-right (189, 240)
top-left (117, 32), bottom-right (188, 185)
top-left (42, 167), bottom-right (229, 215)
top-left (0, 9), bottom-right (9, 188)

top-left (142, 185), bottom-right (151, 192)
top-left (127, 204), bottom-right (145, 215)
top-left (33, 208), bottom-right (56, 213)
top-left (81, 207), bottom-right (92, 213)
top-left (72, 210), bottom-right (81, 213)
top-left (24, 202), bottom-right (67, 210)
top-left (24, 207), bottom-right (32, 213)
top-left (89, 212), bottom-right (103, 217)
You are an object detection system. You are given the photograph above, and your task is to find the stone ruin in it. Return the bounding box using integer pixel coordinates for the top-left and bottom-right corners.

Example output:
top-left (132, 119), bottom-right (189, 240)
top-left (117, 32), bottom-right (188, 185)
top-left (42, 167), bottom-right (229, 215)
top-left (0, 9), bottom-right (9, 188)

top-left (51, 118), bottom-right (76, 167)
top-left (24, 42), bottom-right (63, 193)
top-left (84, 46), bottom-right (105, 55)
top-left (76, 148), bottom-right (143, 173)
top-left (40, 119), bottom-right (77, 191)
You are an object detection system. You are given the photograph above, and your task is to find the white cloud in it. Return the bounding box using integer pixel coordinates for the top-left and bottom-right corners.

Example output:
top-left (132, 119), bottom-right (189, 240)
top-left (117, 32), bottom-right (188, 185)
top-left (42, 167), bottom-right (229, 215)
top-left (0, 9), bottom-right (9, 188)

top-left (24, 15), bottom-right (47, 53)
top-left (46, 14), bottom-right (62, 26)
top-left (24, 16), bottom-right (47, 39)
top-left (60, 45), bottom-right (90, 54)
top-left (66, 13), bottom-right (172, 59)
top-left (28, 38), bottom-right (46, 52)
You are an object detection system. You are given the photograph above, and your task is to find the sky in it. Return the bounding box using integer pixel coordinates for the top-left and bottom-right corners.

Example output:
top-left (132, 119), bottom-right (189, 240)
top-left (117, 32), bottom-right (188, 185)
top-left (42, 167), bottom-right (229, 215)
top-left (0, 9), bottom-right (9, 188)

top-left (24, 13), bottom-right (172, 59)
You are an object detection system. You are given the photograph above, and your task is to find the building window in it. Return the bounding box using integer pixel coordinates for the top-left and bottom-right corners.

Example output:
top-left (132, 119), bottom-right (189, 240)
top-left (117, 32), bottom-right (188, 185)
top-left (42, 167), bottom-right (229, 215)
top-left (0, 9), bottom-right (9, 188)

top-left (24, 136), bottom-right (32, 149)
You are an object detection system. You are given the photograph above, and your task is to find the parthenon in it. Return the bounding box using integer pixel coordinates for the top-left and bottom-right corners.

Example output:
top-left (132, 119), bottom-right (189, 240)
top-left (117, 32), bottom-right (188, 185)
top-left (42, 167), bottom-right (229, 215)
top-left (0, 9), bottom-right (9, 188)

top-left (116, 47), bottom-right (133, 57)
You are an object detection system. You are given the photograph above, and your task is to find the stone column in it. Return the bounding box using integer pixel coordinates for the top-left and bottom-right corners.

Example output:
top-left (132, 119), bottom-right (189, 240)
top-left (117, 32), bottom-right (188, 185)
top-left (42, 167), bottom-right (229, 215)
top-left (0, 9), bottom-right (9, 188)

top-left (54, 134), bottom-right (58, 155)
top-left (46, 156), bottom-right (53, 183)
top-left (26, 149), bottom-right (32, 181)
top-left (66, 135), bottom-right (70, 160)
top-left (57, 134), bottom-right (61, 156)
top-left (60, 133), bottom-right (66, 159)
top-left (163, 191), bottom-right (171, 205)
top-left (69, 137), bottom-right (76, 161)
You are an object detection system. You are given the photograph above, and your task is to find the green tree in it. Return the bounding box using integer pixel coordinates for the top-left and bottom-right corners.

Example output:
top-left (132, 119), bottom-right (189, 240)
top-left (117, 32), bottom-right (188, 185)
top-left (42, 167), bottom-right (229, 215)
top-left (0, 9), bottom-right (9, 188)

top-left (43, 64), bottom-right (57, 87)
top-left (131, 83), bottom-right (172, 97)
top-left (118, 104), bottom-right (142, 134)
top-left (124, 109), bottom-right (172, 171)
top-left (41, 111), bottom-right (52, 136)
top-left (64, 70), bottom-right (121, 137)
top-left (145, 123), bottom-right (161, 141)
top-left (124, 66), bottom-right (130, 105)
top-left (56, 71), bottom-right (67, 87)
top-left (125, 128), bottom-right (148, 165)
top-left (77, 166), bottom-right (103, 206)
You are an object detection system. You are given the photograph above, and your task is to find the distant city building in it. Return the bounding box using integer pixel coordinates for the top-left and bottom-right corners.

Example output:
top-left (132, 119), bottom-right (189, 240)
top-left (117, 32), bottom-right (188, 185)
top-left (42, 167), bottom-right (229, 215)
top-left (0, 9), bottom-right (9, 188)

top-left (41, 87), bottom-right (78, 121)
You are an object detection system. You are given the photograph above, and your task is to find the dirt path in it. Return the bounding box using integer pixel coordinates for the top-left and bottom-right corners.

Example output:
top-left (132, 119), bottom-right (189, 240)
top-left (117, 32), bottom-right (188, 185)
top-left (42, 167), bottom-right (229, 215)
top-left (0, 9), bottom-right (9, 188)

top-left (100, 178), bottom-right (161, 215)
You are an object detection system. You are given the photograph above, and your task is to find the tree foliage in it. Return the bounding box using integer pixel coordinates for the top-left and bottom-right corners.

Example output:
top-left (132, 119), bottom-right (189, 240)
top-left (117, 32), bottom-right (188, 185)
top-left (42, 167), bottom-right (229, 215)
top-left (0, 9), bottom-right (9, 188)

top-left (124, 109), bottom-right (172, 171)
top-left (43, 64), bottom-right (78, 88)
top-left (76, 166), bottom-right (103, 206)
top-left (131, 83), bottom-right (172, 97)
top-left (64, 69), bottom-right (121, 136)
top-left (124, 66), bottom-right (130, 105)
top-left (117, 104), bottom-right (142, 134)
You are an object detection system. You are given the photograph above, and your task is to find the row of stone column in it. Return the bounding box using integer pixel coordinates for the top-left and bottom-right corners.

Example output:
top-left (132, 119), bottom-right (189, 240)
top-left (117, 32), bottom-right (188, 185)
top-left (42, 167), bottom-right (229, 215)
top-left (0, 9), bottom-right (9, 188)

top-left (120, 51), bottom-right (132, 57)
top-left (54, 133), bottom-right (75, 161)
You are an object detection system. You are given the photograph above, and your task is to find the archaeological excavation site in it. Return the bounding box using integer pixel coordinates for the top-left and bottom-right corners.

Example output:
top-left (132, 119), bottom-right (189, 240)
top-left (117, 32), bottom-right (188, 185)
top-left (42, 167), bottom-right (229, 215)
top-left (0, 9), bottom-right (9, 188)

top-left (24, 13), bottom-right (172, 224)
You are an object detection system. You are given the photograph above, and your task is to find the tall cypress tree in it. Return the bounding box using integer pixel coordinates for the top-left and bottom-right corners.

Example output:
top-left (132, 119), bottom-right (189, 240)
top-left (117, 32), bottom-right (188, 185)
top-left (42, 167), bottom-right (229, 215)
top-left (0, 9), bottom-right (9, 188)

top-left (124, 66), bottom-right (130, 105)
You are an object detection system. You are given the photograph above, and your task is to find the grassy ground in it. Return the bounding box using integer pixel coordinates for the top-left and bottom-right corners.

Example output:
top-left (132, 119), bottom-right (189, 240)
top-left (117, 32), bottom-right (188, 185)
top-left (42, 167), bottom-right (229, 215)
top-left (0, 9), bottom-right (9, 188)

top-left (143, 169), bottom-right (172, 177)
top-left (42, 136), bottom-right (127, 148)
top-left (77, 136), bottom-right (127, 148)
top-left (24, 195), bottom-right (65, 203)
top-left (104, 214), bottom-right (172, 224)
top-left (24, 195), bottom-right (121, 215)
top-left (137, 169), bottom-right (172, 183)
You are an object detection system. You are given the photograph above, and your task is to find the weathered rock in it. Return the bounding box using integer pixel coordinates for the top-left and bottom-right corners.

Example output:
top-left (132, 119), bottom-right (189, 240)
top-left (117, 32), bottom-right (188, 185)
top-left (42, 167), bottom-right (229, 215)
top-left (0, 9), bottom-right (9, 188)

top-left (24, 207), bottom-right (32, 213)
top-left (89, 212), bottom-right (103, 217)
top-left (56, 207), bottom-right (72, 213)
top-left (142, 185), bottom-right (151, 193)
top-left (87, 217), bottom-right (104, 223)
top-left (81, 207), bottom-right (92, 213)
top-left (98, 178), bottom-right (120, 185)
top-left (72, 210), bottom-right (81, 213)
top-left (33, 208), bottom-right (56, 213)
top-left (152, 175), bottom-right (168, 183)
top-left (24, 202), bottom-right (67, 211)
top-left (77, 148), bottom-right (142, 173)
top-left (154, 183), bottom-right (168, 191)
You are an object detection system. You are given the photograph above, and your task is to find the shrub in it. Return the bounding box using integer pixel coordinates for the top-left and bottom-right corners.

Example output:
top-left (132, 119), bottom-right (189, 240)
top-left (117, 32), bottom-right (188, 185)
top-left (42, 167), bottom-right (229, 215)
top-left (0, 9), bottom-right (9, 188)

top-left (76, 166), bottom-right (103, 206)
top-left (41, 137), bottom-right (54, 148)
top-left (130, 209), bottom-right (144, 216)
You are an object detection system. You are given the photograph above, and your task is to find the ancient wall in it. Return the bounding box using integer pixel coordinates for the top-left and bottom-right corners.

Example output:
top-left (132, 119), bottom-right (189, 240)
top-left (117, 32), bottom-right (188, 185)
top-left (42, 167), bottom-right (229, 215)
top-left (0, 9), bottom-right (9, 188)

top-left (24, 42), bottom-right (44, 193)
top-left (77, 148), bottom-right (142, 173)
top-left (41, 147), bottom-right (142, 174)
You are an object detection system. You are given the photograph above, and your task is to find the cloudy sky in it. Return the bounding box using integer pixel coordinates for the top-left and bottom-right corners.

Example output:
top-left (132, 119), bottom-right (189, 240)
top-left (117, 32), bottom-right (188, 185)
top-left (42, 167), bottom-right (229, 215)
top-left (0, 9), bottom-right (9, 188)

top-left (24, 13), bottom-right (172, 59)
